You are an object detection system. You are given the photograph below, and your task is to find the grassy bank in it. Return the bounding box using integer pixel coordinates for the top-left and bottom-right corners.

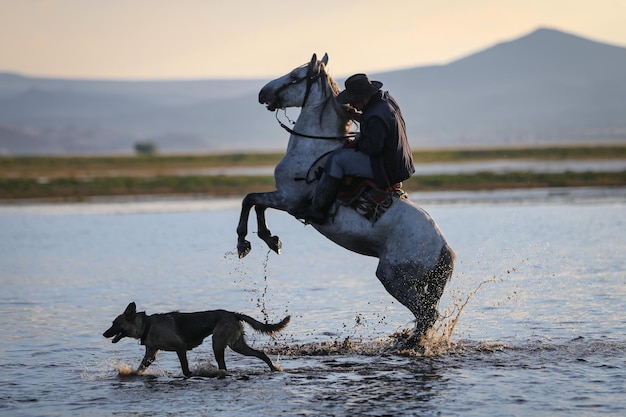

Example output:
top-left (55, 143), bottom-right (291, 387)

top-left (1, 145), bottom-right (625, 200)
top-left (2, 144), bottom-right (626, 179)
top-left (1, 171), bottom-right (625, 201)
top-left (0, 175), bottom-right (276, 200)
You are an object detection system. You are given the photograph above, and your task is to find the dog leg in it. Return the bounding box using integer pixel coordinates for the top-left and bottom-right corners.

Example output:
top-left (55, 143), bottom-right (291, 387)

top-left (176, 350), bottom-right (192, 377)
top-left (138, 346), bottom-right (159, 374)
top-left (212, 338), bottom-right (228, 371)
top-left (230, 337), bottom-right (279, 371)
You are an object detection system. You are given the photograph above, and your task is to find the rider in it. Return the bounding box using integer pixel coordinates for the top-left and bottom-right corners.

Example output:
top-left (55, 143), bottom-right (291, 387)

top-left (299, 73), bottom-right (415, 224)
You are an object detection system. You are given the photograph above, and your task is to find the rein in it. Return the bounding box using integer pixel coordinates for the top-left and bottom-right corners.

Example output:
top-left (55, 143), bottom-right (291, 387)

top-left (294, 149), bottom-right (334, 184)
top-left (275, 110), bottom-right (357, 140)
top-left (273, 62), bottom-right (357, 141)
top-left (273, 58), bottom-right (358, 183)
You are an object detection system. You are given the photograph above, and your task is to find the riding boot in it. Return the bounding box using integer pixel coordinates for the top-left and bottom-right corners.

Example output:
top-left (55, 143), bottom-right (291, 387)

top-left (298, 174), bottom-right (342, 224)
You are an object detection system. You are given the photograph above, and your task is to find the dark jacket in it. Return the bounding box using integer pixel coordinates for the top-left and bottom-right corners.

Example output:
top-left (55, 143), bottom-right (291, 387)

top-left (355, 91), bottom-right (415, 187)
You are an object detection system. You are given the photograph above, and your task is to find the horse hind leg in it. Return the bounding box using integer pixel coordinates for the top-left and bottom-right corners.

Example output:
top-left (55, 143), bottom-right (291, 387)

top-left (376, 262), bottom-right (433, 336)
top-left (376, 245), bottom-right (454, 342)
top-left (417, 245), bottom-right (455, 334)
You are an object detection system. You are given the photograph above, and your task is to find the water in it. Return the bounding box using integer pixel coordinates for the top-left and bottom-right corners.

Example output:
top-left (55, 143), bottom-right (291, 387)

top-left (1, 188), bottom-right (625, 416)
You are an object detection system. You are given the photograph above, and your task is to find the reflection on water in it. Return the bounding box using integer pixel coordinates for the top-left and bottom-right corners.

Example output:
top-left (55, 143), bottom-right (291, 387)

top-left (1, 188), bottom-right (625, 416)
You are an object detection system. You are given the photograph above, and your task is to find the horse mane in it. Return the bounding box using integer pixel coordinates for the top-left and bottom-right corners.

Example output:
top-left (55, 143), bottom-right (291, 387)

top-left (318, 67), bottom-right (350, 132)
top-left (321, 66), bottom-right (340, 97)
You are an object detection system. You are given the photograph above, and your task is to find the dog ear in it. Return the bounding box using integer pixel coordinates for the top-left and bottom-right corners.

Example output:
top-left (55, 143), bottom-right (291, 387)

top-left (124, 302), bottom-right (137, 318)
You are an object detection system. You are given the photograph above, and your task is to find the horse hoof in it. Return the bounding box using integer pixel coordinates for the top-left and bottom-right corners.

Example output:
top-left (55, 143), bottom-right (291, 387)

top-left (238, 240), bottom-right (251, 258)
top-left (405, 333), bottom-right (427, 352)
top-left (269, 236), bottom-right (282, 255)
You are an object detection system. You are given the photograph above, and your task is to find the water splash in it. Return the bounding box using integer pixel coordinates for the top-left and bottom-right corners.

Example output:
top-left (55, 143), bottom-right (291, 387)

top-left (257, 250), bottom-right (271, 322)
top-left (113, 362), bottom-right (135, 376)
top-left (268, 275), bottom-right (506, 358)
top-left (416, 276), bottom-right (502, 355)
top-left (79, 359), bottom-right (135, 381)
top-left (223, 248), bottom-right (264, 309)
top-left (224, 238), bottom-right (520, 360)
top-left (188, 360), bottom-right (228, 378)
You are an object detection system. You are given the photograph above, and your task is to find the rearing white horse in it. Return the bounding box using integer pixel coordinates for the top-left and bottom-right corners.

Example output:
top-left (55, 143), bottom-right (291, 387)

top-left (236, 54), bottom-right (455, 341)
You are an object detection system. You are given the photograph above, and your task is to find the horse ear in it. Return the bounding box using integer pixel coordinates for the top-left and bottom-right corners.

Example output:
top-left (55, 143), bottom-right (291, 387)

top-left (308, 54), bottom-right (318, 72)
top-left (321, 53), bottom-right (328, 66)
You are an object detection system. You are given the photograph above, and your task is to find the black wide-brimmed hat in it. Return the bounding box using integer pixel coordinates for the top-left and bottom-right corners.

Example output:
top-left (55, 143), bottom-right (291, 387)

top-left (337, 73), bottom-right (383, 104)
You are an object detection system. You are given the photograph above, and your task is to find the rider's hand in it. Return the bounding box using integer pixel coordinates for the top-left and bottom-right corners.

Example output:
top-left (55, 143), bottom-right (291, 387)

top-left (342, 104), bottom-right (361, 122)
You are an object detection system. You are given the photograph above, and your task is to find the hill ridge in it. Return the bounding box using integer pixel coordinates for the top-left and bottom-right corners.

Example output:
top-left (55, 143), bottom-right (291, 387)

top-left (1, 27), bottom-right (625, 155)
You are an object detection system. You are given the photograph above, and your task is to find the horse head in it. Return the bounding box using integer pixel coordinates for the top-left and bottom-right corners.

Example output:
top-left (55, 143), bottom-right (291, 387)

top-left (259, 53), bottom-right (337, 111)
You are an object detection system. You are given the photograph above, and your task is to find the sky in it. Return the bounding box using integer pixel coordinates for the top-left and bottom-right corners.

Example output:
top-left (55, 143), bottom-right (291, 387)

top-left (1, 0), bottom-right (625, 80)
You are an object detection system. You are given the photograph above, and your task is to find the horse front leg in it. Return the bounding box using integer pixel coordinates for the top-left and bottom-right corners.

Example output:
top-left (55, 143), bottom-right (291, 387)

top-left (236, 193), bottom-right (255, 258)
top-left (255, 205), bottom-right (282, 255)
top-left (236, 191), bottom-right (290, 259)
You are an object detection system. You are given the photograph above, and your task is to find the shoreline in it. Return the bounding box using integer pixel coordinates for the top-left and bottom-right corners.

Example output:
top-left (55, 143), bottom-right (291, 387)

top-left (2, 145), bottom-right (625, 201)
top-left (3, 144), bottom-right (626, 179)
top-left (2, 171), bottom-right (625, 201)
top-left (2, 186), bottom-right (625, 212)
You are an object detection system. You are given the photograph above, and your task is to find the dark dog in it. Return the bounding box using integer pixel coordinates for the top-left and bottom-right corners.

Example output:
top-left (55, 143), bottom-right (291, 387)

top-left (103, 302), bottom-right (290, 376)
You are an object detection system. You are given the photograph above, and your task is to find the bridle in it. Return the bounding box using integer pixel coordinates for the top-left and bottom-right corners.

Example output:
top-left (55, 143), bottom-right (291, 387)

top-left (272, 63), bottom-right (321, 109)
top-left (273, 64), bottom-right (358, 141)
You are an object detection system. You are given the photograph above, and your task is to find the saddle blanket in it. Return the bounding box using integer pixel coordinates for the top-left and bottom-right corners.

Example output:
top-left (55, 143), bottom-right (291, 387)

top-left (336, 179), bottom-right (407, 223)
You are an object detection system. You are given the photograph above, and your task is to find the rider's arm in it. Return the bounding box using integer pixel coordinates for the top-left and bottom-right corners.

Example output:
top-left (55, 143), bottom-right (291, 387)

top-left (355, 116), bottom-right (387, 155)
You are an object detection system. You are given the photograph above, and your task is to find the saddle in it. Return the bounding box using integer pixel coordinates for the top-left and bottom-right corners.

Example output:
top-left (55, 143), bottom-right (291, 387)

top-left (336, 177), bottom-right (407, 223)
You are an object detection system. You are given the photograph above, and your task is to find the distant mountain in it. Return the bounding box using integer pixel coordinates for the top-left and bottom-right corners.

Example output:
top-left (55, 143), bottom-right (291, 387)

top-left (0, 75), bottom-right (269, 154)
top-left (1, 27), bottom-right (625, 155)
top-left (380, 28), bottom-right (626, 146)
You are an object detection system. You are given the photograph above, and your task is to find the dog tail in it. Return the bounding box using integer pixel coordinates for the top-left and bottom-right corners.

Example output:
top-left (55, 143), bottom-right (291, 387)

top-left (236, 313), bottom-right (290, 335)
